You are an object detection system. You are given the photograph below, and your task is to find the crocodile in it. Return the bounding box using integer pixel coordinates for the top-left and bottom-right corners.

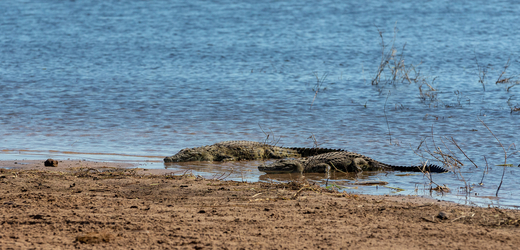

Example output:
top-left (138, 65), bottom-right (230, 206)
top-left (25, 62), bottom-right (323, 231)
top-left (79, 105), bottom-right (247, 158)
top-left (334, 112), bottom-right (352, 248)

top-left (164, 141), bottom-right (344, 163)
top-left (258, 151), bottom-right (448, 173)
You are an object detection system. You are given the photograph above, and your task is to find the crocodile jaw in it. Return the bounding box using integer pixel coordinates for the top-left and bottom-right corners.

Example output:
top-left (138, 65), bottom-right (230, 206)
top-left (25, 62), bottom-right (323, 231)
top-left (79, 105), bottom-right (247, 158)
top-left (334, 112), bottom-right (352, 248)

top-left (164, 148), bottom-right (213, 162)
top-left (258, 159), bottom-right (304, 173)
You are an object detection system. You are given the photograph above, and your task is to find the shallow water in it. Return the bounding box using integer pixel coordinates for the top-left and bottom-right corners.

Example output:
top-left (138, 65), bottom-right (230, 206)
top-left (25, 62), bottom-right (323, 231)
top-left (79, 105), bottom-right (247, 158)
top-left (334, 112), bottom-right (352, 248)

top-left (1, 0), bottom-right (519, 208)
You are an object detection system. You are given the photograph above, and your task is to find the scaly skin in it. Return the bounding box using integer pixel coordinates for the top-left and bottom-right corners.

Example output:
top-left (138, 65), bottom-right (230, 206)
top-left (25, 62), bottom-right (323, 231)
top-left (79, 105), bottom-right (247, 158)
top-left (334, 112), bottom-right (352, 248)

top-left (258, 151), bottom-right (448, 173)
top-left (164, 141), bottom-right (344, 162)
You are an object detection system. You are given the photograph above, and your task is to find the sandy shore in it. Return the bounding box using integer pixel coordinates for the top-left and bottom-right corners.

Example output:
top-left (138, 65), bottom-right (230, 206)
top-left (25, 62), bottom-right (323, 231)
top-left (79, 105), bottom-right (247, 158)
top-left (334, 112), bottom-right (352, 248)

top-left (1, 159), bottom-right (519, 249)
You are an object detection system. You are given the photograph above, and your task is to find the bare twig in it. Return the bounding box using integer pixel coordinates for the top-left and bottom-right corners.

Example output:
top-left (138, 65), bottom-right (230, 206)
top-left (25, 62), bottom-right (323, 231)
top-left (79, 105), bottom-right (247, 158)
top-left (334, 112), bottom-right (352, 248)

top-left (211, 172), bottom-right (232, 181)
top-left (259, 123), bottom-right (270, 145)
top-left (417, 161), bottom-right (449, 192)
top-left (477, 117), bottom-right (507, 196)
top-left (384, 91), bottom-right (392, 144)
top-left (495, 57), bottom-right (520, 92)
top-left (479, 156), bottom-right (489, 185)
top-left (414, 126), bottom-right (472, 194)
top-left (450, 137), bottom-right (479, 168)
top-left (308, 133), bottom-right (320, 149)
top-left (496, 57), bottom-right (512, 84)
top-left (477, 117), bottom-right (507, 164)
top-left (372, 27), bottom-right (389, 85)
top-left (496, 165), bottom-right (507, 197)
top-left (474, 50), bottom-right (488, 91)
top-left (258, 124), bottom-right (281, 146)
top-left (310, 72), bottom-right (329, 109)
top-left (439, 137), bottom-right (464, 166)
top-left (308, 133), bottom-right (321, 156)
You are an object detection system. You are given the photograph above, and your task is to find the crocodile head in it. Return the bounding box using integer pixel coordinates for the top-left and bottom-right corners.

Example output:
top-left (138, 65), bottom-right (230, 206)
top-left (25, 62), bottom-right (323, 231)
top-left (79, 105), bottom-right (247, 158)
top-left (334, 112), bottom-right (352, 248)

top-left (164, 148), bottom-right (214, 162)
top-left (258, 159), bottom-right (304, 173)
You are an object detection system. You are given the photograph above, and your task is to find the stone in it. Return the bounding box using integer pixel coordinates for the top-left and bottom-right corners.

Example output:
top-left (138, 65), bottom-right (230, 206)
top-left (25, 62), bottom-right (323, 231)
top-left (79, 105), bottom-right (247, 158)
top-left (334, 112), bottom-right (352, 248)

top-left (44, 159), bottom-right (58, 167)
top-left (437, 211), bottom-right (450, 220)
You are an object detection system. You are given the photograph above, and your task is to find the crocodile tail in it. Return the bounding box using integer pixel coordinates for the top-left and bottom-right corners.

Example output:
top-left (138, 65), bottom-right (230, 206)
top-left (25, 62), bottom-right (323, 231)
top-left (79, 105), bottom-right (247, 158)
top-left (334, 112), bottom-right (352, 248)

top-left (291, 147), bottom-right (345, 157)
top-left (386, 164), bottom-right (448, 173)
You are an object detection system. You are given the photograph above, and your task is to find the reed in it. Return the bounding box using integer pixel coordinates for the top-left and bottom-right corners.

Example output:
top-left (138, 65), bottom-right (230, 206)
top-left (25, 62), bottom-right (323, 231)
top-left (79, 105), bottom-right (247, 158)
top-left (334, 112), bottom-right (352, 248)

top-left (415, 120), bottom-right (519, 197)
top-left (259, 123), bottom-right (281, 146)
top-left (495, 57), bottom-right (520, 92)
top-left (310, 71), bottom-right (329, 109)
top-left (414, 126), bottom-right (471, 195)
top-left (477, 117), bottom-right (512, 196)
top-left (474, 51), bottom-right (489, 91)
top-left (371, 25), bottom-right (439, 105)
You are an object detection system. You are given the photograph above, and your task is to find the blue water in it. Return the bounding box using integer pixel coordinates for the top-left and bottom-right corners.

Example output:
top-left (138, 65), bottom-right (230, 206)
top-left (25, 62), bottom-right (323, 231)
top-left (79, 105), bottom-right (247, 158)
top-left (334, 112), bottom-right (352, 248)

top-left (1, 0), bottom-right (519, 208)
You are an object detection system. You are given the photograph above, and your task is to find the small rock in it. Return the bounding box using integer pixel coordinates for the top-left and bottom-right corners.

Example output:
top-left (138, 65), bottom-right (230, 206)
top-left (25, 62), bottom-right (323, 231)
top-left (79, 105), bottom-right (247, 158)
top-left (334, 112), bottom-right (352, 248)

top-left (44, 159), bottom-right (58, 167)
top-left (437, 211), bottom-right (450, 220)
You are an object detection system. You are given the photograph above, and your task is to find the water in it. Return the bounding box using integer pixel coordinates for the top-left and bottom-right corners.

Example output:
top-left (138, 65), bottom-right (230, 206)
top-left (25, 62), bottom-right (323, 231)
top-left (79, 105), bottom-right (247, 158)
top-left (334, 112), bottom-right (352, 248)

top-left (1, 0), bottom-right (519, 208)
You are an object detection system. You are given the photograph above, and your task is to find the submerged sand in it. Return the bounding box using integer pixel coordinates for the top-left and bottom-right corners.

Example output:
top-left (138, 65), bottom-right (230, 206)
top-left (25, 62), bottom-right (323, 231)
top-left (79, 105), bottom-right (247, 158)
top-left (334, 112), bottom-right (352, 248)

top-left (0, 160), bottom-right (519, 249)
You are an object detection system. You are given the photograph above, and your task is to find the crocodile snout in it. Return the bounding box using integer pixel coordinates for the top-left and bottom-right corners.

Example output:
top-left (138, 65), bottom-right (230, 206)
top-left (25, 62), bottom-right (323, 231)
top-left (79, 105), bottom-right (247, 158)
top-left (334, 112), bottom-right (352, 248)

top-left (258, 160), bottom-right (303, 173)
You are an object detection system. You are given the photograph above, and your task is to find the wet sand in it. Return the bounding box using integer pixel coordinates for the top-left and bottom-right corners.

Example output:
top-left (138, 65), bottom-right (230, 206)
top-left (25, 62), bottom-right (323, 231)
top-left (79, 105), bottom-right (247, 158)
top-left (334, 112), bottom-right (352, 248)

top-left (1, 160), bottom-right (519, 249)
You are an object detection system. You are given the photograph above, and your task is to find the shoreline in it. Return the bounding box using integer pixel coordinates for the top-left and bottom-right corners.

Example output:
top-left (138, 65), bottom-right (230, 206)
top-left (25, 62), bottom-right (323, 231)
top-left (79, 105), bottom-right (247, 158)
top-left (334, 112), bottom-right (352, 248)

top-left (0, 159), bottom-right (506, 207)
top-left (1, 159), bottom-right (138, 170)
top-left (1, 160), bottom-right (520, 248)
